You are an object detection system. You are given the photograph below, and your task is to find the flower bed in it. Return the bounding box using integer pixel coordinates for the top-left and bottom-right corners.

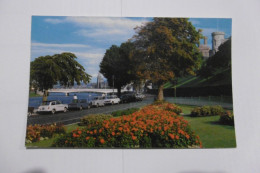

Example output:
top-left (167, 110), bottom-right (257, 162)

top-left (52, 103), bottom-right (201, 148)
top-left (219, 111), bottom-right (234, 125)
top-left (26, 123), bottom-right (65, 143)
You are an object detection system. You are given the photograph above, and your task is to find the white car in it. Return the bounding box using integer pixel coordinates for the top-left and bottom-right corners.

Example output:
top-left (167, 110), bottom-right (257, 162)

top-left (37, 100), bottom-right (68, 114)
top-left (91, 96), bottom-right (105, 107)
top-left (104, 95), bottom-right (120, 105)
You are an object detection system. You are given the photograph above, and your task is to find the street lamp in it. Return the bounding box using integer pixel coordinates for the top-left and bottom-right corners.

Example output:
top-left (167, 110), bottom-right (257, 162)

top-left (112, 75), bottom-right (114, 95)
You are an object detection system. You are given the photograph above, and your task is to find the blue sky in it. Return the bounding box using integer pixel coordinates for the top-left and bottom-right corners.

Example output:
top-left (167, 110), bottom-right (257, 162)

top-left (31, 17), bottom-right (231, 83)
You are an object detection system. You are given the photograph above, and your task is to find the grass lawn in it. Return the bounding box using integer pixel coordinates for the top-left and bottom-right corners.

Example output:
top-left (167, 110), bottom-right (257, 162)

top-left (178, 104), bottom-right (236, 148)
top-left (26, 104), bottom-right (236, 148)
top-left (29, 91), bottom-right (41, 97)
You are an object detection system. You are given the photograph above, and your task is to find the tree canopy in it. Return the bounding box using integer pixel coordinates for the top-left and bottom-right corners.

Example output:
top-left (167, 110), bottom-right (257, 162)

top-left (30, 52), bottom-right (91, 92)
top-left (99, 42), bottom-right (136, 96)
top-left (132, 18), bottom-right (202, 100)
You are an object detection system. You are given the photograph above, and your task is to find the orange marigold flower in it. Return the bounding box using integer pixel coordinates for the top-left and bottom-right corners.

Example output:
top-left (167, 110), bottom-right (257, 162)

top-left (78, 130), bottom-right (82, 135)
top-left (99, 129), bottom-right (102, 133)
top-left (86, 136), bottom-right (90, 140)
top-left (90, 131), bottom-right (93, 135)
top-left (112, 132), bottom-right (115, 136)
top-left (100, 138), bottom-right (105, 144)
top-left (185, 135), bottom-right (190, 139)
top-left (118, 127), bottom-right (123, 131)
top-left (176, 135), bottom-right (180, 140)
top-left (132, 136), bottom-right (137, 140)
top-left (73, 133), bottom-right (77, 138)
top-left (94, 129), bottom-right (97, 134)
top-left (161, 131), bottom-right (165, 135)
top-left (168, 133), bottom-right (174, 139)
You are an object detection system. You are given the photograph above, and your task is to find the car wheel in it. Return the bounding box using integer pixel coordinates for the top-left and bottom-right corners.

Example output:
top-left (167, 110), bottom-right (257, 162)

top-left (52, 109), bottom-right (56, 114)
top-left (64, 107), bottom-right (68, 113)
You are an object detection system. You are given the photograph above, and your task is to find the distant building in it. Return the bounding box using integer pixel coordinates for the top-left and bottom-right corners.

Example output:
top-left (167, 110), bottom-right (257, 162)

top-left (199, 31), bottom-right (228, 60)
top-left (97, 73), bottom-right (104, 88)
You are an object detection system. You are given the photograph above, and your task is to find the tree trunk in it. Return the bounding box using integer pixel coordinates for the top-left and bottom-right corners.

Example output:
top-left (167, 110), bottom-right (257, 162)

top-left (157, 83), bottom-right (164, 101)
top-left (117, 86), bottom-right (121, 97)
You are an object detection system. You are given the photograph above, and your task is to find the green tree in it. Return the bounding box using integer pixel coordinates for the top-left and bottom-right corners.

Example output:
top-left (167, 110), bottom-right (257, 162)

top-left (132, 18), bottom-right (202, 101)
top-left (100, 42), bottom-right (136, 96)
top-left (30, 52), bottom-right (91, 100)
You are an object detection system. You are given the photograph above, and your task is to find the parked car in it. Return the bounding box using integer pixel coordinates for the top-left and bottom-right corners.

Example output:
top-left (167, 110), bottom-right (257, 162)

top-left (37, 100), bottom-right (68, 114)
top-left (120, 94), bottom-right (136, 103)
top-left (91, 96), bottom-right (105, 107)
top-left (68, 99), bottom-right (90, 110)
top-left (135, 93), bottom-right (145, 101)
top-left (104, 95), bottom-right (120, 105)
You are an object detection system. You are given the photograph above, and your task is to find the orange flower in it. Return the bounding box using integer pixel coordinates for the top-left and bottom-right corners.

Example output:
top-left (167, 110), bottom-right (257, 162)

top-left (161, 131), bottom-right (165, 135)
top-left (78, 130), bottom-right (82, 135)
top-left (90, 131), bottom-right (93, 135)
top-left (176, 135), bottom-right (179, 140)
top-left (118, 127), bottom-right (123, 131)
top-left (94, 129), bottom-right (97, 134)
top-left (112, 132), bottom-right (115, 136)
top-left (73, 133), bottom-right (77, 138)
top-left (168, 133), bottom-right (174, 140)
top-left (100, 138), bottom-right (105, 144)
top-left (132, 136), bottom-right (137, 140)
top-left (86, 136), bottom-right (90, 140)
top-left (99, 129), bottom-right (102, 133)
top-left (185, 135), bottom-right (190, 139)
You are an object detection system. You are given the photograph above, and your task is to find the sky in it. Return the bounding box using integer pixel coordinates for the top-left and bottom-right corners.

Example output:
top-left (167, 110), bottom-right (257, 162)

top-left (31, 17), bottom-right (232, 83)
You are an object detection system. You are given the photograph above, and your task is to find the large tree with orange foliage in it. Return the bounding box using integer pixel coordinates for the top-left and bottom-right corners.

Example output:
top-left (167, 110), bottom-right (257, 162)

top-left (132, 18), bottom-right (202, 100)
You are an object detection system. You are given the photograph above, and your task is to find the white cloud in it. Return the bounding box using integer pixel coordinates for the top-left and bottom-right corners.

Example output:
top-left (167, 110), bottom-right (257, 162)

top-left (31, 42), bottom-right (90, 48)
top-left (44, 18), bottom-right (63, 24)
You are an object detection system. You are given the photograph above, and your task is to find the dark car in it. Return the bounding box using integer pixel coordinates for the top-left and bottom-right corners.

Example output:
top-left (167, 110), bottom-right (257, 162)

top-left (68, 99), bottom-right (90, 110)
top-left (120, 94), bottom-right (136, 103)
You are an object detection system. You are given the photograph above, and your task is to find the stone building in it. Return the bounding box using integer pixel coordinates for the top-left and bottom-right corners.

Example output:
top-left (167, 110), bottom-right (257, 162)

top-left (199, 31), bottom-right (228, 59)
top-left (198, 36), bottom-right (210, 60)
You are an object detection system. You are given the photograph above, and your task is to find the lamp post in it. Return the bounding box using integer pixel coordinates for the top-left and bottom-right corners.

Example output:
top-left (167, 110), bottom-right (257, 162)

top-left (112, 75), bottom-right (115, 95)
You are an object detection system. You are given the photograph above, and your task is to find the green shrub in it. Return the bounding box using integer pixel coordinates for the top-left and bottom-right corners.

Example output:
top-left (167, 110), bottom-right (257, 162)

top-left (191, 105), bottom-right (224, 117)
top-left (219, 111), bottom-right (234, 125)
top-left (111, 108), bottom-right (139, 117)
top-left (210, 105), bottom-right (224, 116)
top-left (80, 114), bottom-right (113, 126)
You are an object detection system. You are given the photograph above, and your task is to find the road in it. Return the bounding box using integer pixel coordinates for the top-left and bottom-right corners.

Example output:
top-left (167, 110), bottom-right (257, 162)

top-left (27, 95), bottom-right (233, 126)
top-left (27, 96), bottom-right (154, 125)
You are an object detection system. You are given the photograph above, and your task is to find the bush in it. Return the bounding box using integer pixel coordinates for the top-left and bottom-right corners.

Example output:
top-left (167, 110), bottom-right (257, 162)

top-left (26, 124), bottom-right (65, 143)
top-left (80, 114), bottom-right (113, 126)
top-left (191, 105), bottom-right (224, 117)
top-left (112, 108), bottom-right (139, 117)
top-left (52, 104), bottom-right (201, 148)
top-left (219, 111), bottom-right (234, 125)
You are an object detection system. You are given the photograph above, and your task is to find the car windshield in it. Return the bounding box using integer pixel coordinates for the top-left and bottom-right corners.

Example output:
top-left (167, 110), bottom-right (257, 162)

top-left (41, 101), bottom-right (51, 105)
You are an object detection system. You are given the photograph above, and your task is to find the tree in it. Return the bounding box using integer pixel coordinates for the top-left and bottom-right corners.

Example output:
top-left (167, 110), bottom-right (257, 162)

top-left (30, 52), bottom-right (91, 100)
top-left (100, 42), bottom-right (136, 97)
top-left (132, 18), bottom-right (202, 101)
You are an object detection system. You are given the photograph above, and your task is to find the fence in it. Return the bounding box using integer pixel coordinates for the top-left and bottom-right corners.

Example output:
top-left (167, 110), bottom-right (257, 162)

top-left (165, 96), bottom-right (233, 109)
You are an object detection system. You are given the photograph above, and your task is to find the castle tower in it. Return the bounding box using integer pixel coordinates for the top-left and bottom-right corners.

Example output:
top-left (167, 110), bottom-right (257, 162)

top-left (198, 36), bottom-right (210, 60)
top-left (212, 32), bottom-right (226, 54)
